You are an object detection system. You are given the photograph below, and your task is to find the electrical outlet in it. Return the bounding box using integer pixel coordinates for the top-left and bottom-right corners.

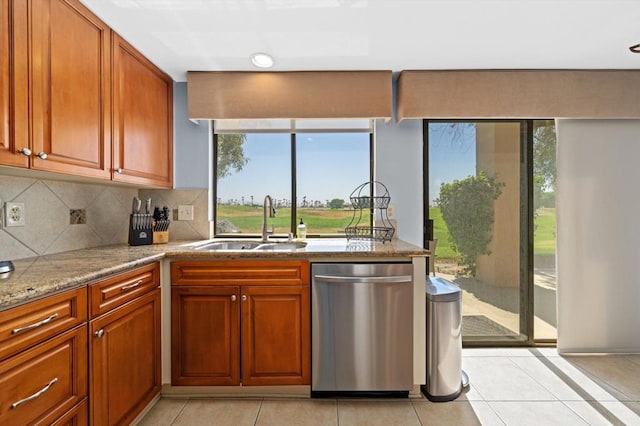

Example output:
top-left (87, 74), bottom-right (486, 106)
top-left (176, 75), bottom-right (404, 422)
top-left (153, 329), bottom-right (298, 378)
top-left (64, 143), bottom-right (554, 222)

top-left (177, 205), bottom-right (194, 221)
top-left (5, 202), bottom-right (26, 226)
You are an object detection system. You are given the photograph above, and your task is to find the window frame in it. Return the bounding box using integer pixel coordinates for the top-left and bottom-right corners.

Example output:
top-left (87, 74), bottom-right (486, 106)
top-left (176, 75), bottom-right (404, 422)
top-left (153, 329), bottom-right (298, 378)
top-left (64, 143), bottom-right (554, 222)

top-left (212, 124), bottom-right (374, 238)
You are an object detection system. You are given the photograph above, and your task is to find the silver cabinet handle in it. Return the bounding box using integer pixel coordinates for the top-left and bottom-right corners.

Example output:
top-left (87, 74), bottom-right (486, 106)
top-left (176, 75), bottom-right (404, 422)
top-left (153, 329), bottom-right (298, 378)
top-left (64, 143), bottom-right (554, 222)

top-left (313, 274), bottom-right (413, 284)
top-left (231, 295), bottom-right (237, 301)
top-left (94, 329), bottom-right (105, 338)
top-left (12, 313), bottom-right (59, 334)
top-left (18, 147), bottom-right (32, 156)
top-left (115, 167), bottom-right (123, 174)
top-left (121, 279), bottom-right (143, 291)
top-left (11, 378), bottom-right (58, 409)
top-left (241, 295), bottom-right (247, 301)
top-left (36, 152), bottom-right (47, 159)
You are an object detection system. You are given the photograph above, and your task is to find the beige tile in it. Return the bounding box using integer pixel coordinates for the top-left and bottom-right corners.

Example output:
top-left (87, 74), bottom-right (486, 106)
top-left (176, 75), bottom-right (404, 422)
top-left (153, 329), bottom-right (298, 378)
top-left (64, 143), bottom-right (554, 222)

top-left (0, 231), bottom-right (37, 260)
top-left (337, 400), bottom-right (421, 426)
top-left (44, 224), bottom-right (102, 255)
top-left (488, 401), bottom-right (589, 425)
top-left (624, 355), bottom-right (640, 368)
top-left (566, 356), bottom-right (640, 400)
top-left (510, 355), bottom-right (623, 401)
top-left (87, 188), bottom-right (135, 245)
top-left (42, 180), bottom-right (103, 209)
top-left (463, 356), bottom-right (556, 401)
top-left (0, 174), bottom-right (37, 202)
top-left (412, 400), bottom-right (505, 426)
top-left (137, 399), bottom-right (188, 426)
top-left (6, 181), bottom-right (69, 254)
top-left (564, 401), bottom-right (640, 426)
top-left (456, 383), bottom-right (486, 401)
top-left (256, 399), bottom-right (337, 425)
top-left (172, 399), bottom-right (261, 426)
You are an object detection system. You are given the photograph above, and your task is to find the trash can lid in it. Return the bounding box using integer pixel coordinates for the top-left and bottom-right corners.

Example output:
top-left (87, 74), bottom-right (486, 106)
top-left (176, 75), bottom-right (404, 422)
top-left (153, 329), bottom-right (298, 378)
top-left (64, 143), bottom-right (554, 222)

top-left (426, 276), bottom-right (461, 302)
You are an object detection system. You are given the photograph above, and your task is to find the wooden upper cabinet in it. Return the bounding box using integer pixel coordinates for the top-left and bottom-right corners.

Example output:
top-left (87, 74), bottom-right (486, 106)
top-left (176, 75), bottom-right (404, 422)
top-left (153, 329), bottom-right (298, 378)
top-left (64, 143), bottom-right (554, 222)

top-left (30, 0), bottom-right (112, 178)
top-left (0, 0), bottom-right (28, 167)
top-left (112, 34), bottom-right (173, 188)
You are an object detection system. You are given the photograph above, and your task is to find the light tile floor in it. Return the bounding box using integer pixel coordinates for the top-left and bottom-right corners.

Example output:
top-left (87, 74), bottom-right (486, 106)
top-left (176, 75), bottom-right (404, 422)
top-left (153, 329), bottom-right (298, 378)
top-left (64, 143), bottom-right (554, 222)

top-left (138, 348), bottom-right (640, 425)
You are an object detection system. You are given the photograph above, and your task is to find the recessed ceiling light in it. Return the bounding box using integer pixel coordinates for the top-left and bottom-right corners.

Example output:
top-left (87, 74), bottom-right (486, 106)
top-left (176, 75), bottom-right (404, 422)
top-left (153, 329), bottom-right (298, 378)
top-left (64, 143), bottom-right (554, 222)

top-left (629, 43), bottom-right (640, 53)
top-left (251, 52), bottom-right (274, 68)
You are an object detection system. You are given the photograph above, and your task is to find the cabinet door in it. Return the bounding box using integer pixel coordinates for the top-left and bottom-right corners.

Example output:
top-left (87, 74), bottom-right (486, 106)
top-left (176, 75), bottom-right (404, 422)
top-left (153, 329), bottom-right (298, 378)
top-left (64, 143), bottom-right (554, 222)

top-left (0, 325), bottom-right (87, 426)
top-left (171, 286), bottom-right (240, 386)
top-left (112, 33), bottom-right (173, 188)
top-left (241, 286), bottom-right (310, 386)
top-left (90, 289), bottom-right (160, 426)
top-left (0, 0), bottom-right (28, 167)
top-left (30, 0), bottom-right (111, 178)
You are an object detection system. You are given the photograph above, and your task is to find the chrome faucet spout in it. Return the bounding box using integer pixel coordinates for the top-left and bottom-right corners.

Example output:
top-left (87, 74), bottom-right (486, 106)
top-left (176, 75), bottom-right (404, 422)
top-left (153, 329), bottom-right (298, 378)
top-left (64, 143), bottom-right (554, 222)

top-left (262, 195), bottom-right (276, 241)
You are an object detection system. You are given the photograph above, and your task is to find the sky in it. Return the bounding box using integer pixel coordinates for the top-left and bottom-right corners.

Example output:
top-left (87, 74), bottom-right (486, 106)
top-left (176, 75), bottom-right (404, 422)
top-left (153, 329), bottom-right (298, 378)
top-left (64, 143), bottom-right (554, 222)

top-left (216, 124), bottom-right (478, 207)
top-left (427, 123), bottom-right (477, 205)
top-left (217, 132), bottom-right (370, 205)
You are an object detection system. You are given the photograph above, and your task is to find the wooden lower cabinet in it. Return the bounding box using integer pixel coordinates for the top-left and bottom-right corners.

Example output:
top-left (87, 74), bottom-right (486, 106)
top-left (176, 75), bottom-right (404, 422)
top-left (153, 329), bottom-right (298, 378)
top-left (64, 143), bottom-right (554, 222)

top-left (51, 399), bottom-right (88, 426)
top-left (0, 325), bottom-right (87, 426)
top-left (171, 260), bottom-right (310, 387)
top-left (89, 288), bottom-right (161, 426)
top-left (241, 285), bottom-right (310, 386)
top-left (171, 286), bottom-right (240, 386)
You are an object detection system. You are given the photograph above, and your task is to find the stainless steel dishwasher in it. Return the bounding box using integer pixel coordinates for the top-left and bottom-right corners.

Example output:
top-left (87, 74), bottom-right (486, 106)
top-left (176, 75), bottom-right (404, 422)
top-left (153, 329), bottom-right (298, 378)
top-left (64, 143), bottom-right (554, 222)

top-left (311, 263), bottom-right (413, 397)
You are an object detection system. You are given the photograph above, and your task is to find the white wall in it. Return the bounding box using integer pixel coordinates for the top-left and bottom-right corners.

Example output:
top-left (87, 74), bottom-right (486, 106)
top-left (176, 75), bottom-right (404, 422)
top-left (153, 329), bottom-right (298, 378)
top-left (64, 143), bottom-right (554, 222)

top-left (556, 119), bottom-right (640, 353)
top-left (375, 76), bottom-right (424, 246)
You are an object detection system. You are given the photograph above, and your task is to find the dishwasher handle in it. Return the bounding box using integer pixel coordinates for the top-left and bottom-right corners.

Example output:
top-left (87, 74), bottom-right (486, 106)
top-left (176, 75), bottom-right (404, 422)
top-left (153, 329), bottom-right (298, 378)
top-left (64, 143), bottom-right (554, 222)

top-left (313, 274), bottom-right (412, 284)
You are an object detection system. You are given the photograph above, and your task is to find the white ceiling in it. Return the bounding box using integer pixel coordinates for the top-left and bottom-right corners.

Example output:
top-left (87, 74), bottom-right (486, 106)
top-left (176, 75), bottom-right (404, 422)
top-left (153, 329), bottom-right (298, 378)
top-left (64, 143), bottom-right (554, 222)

top-left (79, 0), bottom-right (640, 82)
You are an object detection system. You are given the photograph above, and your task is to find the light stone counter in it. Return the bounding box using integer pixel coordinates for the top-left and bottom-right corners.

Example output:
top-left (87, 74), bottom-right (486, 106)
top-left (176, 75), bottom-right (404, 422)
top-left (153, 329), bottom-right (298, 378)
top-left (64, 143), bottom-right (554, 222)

top-left (0, 238), bottom-right (428, 311)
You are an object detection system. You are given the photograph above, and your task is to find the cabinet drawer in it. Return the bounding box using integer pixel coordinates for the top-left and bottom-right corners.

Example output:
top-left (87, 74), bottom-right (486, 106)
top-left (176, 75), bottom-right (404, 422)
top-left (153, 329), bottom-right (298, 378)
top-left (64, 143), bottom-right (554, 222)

top-left (0, 325), bottom-right (87, 426)
top-left (0, 287), bottom-right (87, 362)
top-left (89, 262), bottom-right (160, 318)
top-left (171, 260), bottom-right (310, 286)
top-left (51, 399), bottom-right (88, 426)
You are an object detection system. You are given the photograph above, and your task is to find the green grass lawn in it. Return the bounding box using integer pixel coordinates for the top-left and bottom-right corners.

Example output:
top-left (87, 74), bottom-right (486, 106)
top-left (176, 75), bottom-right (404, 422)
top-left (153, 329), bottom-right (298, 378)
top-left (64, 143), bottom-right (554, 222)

top-left (218, 204), bottom-right (556, 257)
top-left (217, 205), bottom-right (364, 235)
top-left (430, 207), bottom-right (556, 259)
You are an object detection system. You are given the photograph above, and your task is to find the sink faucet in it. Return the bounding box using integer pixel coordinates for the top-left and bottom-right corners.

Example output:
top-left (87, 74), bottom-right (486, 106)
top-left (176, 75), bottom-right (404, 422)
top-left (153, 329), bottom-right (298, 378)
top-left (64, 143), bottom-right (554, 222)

top-left (262, 195), bottom-right (276, 241)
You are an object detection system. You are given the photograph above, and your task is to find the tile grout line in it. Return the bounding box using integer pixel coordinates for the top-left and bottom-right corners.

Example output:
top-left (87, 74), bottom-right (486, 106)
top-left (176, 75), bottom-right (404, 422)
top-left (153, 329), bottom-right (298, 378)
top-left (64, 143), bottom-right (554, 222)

top-left (169, 399), bottom-right (189, 426)
top-left (253, 398), bottom-right (264, 426)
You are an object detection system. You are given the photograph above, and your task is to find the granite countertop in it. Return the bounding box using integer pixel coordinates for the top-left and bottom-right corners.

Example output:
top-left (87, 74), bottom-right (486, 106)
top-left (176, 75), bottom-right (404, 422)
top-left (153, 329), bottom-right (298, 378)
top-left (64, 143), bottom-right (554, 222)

top-left (0, 238), bottom-right (428, 311)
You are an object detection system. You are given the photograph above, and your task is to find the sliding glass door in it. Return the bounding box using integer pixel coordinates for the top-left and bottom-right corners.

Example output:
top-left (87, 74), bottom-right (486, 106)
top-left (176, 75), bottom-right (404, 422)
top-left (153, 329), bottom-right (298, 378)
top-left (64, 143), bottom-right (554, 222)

top-left (425, 120), bottom-right (530, 344)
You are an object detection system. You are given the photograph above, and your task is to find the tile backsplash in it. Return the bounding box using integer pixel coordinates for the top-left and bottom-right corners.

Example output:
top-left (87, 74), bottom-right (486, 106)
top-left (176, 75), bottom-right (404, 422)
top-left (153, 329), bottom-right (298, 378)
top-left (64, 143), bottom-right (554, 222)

top-left (0, 174), bottom-right (211, 261)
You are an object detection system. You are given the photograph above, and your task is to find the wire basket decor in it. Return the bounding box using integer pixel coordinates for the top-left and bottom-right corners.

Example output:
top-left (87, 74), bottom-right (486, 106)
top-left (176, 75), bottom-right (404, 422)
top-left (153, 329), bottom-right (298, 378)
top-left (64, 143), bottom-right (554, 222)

top-left (344, 181), bottom-right (395, 243)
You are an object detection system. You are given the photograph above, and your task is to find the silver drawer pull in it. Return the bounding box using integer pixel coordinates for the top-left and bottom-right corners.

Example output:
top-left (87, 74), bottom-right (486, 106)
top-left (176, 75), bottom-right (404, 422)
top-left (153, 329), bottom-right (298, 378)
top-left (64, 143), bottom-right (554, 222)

top-left (11, 378), bottom-right (58, 409)
top-left (121, 279), bottom-right (143, 291)
top-left (12, 313), bottom-right (59, 335)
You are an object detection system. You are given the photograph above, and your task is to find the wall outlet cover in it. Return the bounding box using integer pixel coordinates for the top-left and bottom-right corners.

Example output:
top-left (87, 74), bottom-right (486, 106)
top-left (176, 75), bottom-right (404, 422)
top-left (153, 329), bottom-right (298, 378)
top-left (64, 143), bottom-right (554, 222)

top-left (5, 202), bottom-right (26, 226)
top-left (177, 205), bottom-right (194, 221)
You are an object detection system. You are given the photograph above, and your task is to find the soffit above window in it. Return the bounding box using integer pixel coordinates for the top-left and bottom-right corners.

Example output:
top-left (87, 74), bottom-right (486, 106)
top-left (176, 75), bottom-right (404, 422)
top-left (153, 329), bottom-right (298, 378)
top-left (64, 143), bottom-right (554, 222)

top-left (397, 70), bottom-right (640, 121)
top-left (188, 71), bottom-right (392, 122)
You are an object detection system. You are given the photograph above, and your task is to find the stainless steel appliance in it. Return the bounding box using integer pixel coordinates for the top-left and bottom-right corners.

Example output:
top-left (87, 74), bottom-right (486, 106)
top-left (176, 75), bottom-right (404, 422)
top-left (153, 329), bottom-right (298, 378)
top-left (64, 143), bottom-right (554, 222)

top-left (311, 263), bottom-right (413, 397)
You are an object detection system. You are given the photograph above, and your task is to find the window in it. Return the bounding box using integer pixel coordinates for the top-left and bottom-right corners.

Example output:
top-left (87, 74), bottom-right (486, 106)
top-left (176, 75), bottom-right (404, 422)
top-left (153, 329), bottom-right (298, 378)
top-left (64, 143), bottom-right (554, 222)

top-left (213, 120), bottom-right (373, 237)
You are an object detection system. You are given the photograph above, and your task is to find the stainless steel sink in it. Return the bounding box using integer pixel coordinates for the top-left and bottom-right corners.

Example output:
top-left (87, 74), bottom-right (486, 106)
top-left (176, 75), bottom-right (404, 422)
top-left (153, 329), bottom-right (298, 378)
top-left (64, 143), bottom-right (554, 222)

top-left (194, 240), bottom-right (307, 251)
top-left (195, 241), bottom-right (263, 251)
top-left (254, 241), bottom-right (308, 251)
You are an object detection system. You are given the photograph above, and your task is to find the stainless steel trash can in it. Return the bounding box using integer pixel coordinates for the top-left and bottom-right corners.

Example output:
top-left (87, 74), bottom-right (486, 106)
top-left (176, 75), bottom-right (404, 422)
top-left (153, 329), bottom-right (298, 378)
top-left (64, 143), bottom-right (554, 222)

top-left (422, 277), bottom-right (468, 401)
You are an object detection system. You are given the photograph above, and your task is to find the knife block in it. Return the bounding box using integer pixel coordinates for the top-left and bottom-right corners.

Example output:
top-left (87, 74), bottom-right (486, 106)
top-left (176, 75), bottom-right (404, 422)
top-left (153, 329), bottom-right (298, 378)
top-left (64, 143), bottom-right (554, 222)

top-left (128, 214), bottom-right (153, 246)
top-left (153, 230), bottom-right (169, 244)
